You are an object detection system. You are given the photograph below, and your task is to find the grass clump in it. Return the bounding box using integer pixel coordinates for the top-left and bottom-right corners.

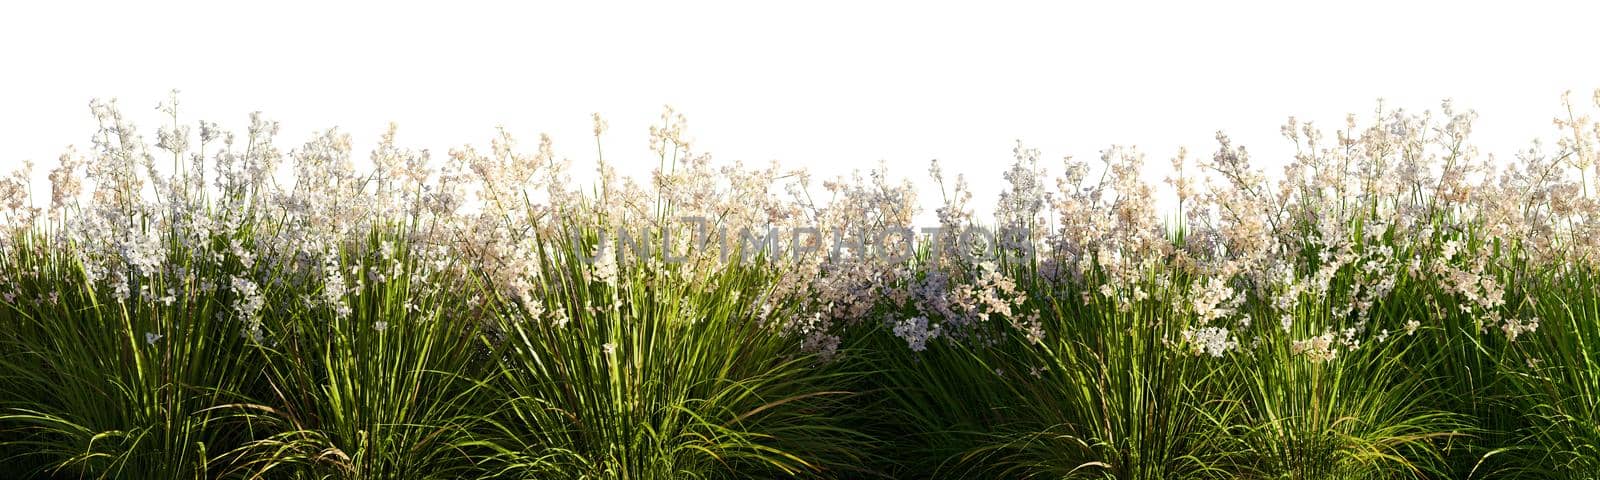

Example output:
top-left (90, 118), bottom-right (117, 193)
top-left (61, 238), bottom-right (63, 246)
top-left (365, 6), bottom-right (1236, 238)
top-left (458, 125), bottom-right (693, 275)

top-left (3, 90), bottom-right (1600, 478)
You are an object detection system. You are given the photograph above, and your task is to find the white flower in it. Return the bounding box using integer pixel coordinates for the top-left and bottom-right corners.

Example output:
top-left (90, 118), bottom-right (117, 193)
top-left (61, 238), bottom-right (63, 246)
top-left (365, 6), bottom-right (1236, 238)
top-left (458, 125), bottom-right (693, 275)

top-left (1501, 317), bottom-right (1539, 342)
top-left (602, 342), bottom-right (616, 355)
top-left (892, 315), bottom-right (941, 352)
top-left (1441, 239), bottom-right (1462, 260)
top-left (144, 332), bottom-right (163, 345)
top-left (1180, 326), bottom-right (1238, 358)
top-left (322, 256), bottom-right (353, 319)
top-left (374, 321), bottom-right (389, 332)
top-left (230, 276), bottom-right (263, 317)
top-left (590, 247), bottom-right (619, 286)
top-left (802, 331), bottom-right (842, 361)
top-left (1190, 277), bottom-right (1237, 325)
top-left (1291, 331), bottom-right (1340, 362)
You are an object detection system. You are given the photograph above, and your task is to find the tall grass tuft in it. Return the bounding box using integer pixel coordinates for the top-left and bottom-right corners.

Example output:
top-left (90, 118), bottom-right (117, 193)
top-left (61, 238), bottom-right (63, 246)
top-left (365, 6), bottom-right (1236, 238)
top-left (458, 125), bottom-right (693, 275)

top-left (3, 90), bottom-right (1600, 479)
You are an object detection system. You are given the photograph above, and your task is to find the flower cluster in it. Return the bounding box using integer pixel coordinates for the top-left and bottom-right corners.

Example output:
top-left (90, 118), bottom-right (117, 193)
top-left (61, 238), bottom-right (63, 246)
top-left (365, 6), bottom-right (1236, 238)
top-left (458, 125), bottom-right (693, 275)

top-left (5, 90), bottom-right (1599, 360)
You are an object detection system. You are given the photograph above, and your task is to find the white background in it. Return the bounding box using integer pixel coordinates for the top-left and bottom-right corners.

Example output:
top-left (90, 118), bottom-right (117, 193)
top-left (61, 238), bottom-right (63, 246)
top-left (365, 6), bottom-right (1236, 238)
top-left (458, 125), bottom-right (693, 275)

top-left (3, 1), bottom-right (1597, 219)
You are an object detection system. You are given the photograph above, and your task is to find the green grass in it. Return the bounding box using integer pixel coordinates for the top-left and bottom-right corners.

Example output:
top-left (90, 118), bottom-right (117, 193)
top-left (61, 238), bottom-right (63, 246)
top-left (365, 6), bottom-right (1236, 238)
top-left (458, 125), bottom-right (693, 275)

top-left (4, 202), bottom-right (1596, 479)
top-left (5, 96), bottom-right (1600, 479)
